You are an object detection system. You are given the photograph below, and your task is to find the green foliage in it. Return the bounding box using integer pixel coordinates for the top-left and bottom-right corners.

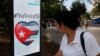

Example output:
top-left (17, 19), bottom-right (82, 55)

top-left (42, 0), bottom-right (59, 19)
top-left (42, 0), bottom-right (68, 19)
top-left (91, 3), bottom-right (100, 16)
top-left (0, 0), bottom-right (11, 18)
top-left (87, 0), bottom-right (100, 16)
top-left (81, 13), bottom-right (91, 20)
top-left (0, 0), bottom-right (11, 35)
top-left (71, 1), bottom-right (86, 15)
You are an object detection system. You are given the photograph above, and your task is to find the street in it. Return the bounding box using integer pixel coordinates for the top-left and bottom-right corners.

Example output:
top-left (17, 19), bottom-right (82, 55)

top-left (45, 25), bottom-right (100, 45)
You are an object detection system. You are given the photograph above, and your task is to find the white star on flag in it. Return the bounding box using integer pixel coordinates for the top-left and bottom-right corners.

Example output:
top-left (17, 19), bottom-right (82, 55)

top-left (18, 30), bottom-right (25, 38)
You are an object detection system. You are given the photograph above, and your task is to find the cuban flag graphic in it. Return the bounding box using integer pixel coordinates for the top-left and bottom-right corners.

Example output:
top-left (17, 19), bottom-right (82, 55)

top-left (15, 21), bottom-right (39, 46)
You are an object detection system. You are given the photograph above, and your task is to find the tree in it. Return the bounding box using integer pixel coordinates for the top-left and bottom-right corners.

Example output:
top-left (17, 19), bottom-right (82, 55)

top-left (87, 0), bottom-right (100, 5)
top-left (0, 0), bottom-right (11, 37)
top-left (42, 0), bottom-right (68, 20)
top-left (71, 1), bottom-right (86, 15)
top-left (91, 3), bottom-right (100, 16)
top-left (86, 0), bottom-right (100, 16)
top-left (81, 13), bottom-right (91, 20)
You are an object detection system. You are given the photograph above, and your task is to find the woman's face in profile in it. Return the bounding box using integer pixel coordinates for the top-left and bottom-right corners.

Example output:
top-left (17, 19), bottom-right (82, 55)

top-left (54, 21), bottom-right (65, 33)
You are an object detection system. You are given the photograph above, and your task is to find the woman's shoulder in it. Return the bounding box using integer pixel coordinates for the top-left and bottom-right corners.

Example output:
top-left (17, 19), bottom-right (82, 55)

top-left (76, 27), bottom-right (96, 41)
top-left (82, 31), bottom-right (96, 42)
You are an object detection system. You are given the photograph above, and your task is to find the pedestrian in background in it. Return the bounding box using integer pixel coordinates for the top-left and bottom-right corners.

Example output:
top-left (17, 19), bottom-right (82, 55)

top-left (85, 21), bottom-right (89, 29)
top-left (54, 9), bottom-right (100, 56)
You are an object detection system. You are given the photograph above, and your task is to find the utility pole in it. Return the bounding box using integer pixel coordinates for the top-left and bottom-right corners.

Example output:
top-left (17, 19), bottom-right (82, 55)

top-left (60, 0), bottom-right (64, 10)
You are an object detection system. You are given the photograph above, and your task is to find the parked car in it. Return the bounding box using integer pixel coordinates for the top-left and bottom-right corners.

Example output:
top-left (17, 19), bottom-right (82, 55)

top-left (92, 17), bottom-right (100, 24)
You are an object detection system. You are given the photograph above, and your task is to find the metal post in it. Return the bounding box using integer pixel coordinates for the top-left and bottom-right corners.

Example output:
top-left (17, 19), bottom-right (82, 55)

top-left (60, 0), bottom-right (64, 10)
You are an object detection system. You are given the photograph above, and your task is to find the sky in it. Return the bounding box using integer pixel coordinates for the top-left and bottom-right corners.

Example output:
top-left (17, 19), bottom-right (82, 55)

top-left (63, 0), bottom-right (94, 12)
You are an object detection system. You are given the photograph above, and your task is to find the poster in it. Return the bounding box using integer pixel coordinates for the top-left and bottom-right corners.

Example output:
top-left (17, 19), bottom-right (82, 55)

top-left (13, 0), bottom-right (40, 56)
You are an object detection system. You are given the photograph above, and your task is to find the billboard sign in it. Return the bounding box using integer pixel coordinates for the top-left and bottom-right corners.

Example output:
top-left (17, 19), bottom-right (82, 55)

top-left (13, 0), bottom-right (40, 56)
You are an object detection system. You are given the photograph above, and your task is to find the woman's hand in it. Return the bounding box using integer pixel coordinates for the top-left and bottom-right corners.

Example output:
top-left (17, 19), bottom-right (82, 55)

top-left (55, 50), bottom-right (62, 56)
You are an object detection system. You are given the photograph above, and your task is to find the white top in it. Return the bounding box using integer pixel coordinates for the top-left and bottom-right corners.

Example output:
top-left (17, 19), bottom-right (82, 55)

top-left (60, 28), bottom-right (100, 56)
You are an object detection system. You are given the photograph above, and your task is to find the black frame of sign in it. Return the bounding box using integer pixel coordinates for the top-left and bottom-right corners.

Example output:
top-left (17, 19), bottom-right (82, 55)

top-left (11, 0), bottom-right (41, 56)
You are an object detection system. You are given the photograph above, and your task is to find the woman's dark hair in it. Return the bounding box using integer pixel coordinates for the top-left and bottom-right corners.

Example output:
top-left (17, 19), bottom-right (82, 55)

top-left (54, 9), bottom-right (83, 30)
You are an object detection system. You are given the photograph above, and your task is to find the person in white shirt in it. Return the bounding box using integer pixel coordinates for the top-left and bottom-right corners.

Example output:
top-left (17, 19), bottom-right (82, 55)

top-left (53, 9), bottom-right (100, 56)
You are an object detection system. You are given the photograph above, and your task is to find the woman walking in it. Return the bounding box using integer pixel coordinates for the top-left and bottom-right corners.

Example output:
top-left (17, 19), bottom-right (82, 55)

top-left (54, 9), bottom-right (100, 56)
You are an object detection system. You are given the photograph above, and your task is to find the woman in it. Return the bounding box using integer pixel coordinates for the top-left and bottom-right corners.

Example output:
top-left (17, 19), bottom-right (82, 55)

top-left (54, 10), bottom-right (100, 56)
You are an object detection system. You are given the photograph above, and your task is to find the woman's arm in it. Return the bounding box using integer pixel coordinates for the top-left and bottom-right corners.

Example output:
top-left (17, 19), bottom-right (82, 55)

top-left (84, 32), bottom-right (100, 56)
top-left (55, 50), bottom-right (62, 56)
